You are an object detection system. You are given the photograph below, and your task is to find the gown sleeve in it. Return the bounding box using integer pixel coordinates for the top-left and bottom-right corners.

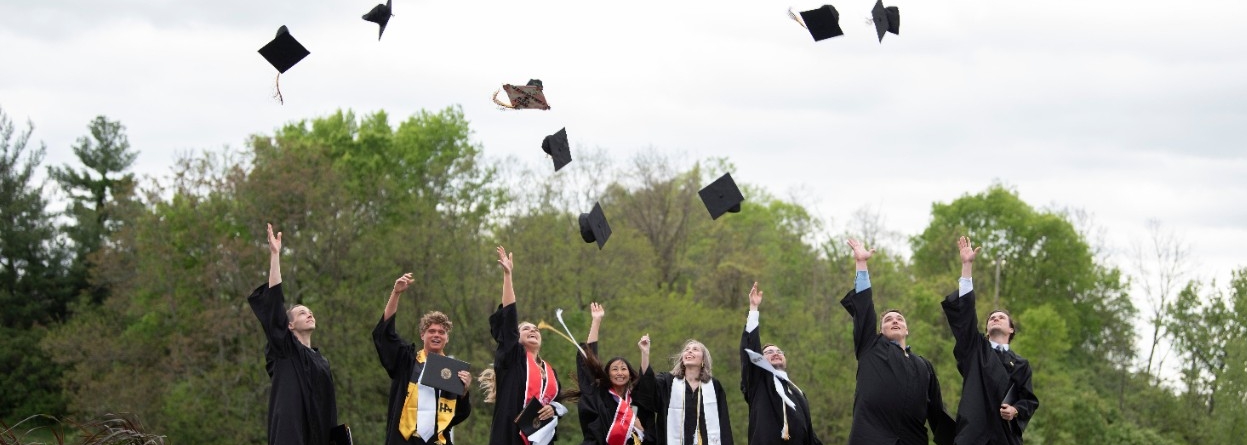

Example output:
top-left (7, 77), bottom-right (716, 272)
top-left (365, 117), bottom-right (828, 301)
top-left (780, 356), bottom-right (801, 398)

top-left (248, 283), bottom-right (293, 357)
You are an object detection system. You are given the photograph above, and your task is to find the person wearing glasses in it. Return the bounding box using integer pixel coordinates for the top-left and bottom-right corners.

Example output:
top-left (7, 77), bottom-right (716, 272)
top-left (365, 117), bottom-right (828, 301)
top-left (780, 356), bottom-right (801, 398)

top-left (840, 239), bottom-right (955, 445)
top-left (740, 282), bottom-right (821, 445)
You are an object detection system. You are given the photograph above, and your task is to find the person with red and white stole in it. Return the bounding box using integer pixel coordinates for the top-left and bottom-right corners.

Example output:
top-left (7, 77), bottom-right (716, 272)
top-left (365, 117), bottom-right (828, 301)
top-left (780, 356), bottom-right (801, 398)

top-left (574, 302), bottom-right (655, 445)
top-left (481, 246), bottom-right (568, 445)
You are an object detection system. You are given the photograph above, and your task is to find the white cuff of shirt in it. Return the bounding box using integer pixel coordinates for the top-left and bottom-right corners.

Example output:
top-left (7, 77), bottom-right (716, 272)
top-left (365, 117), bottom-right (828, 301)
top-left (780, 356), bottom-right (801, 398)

top-left (958, 277), bottom-right (973, 297)
top-left (745, 310), bottom-right (760, 332)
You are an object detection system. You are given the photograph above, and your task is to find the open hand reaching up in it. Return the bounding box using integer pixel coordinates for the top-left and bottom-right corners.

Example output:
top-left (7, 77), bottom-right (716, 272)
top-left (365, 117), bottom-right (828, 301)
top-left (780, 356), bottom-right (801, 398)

top-left (496, 246), bottom-right (513, 274)
top-left (959, 236), bottom-right (981, 264)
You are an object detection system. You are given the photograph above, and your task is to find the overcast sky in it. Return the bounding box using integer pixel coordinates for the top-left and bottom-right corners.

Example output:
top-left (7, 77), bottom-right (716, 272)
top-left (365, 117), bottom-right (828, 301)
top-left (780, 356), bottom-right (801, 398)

top-left (3, 0), bottom-right (1245, 370)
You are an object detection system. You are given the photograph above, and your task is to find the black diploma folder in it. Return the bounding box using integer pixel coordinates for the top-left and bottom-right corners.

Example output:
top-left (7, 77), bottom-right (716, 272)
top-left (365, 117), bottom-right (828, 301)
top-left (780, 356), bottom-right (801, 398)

top-left (419, 353), bottom-right (470, 396)
top-left (515, 396), bottom-right (554, 436)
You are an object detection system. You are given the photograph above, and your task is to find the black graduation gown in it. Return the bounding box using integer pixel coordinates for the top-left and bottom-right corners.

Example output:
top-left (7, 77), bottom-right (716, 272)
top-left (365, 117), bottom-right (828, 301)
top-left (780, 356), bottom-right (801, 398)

top-left (739, 321), bottom-right (821, 445)
top-left (840, 288), bottom-right (955, 445)
top-left (941, 290), bottom-right (1039, 445)
top-left (632, 367), bottom-right (734, 445)
top-left (488, 303), bottom-right (564, 445)
top-left (575, 342), bottom-right (656, 445)
top-left (248, 283), bottom-right (339, 445)
top-left (373, 314), bottom-right (473, 445)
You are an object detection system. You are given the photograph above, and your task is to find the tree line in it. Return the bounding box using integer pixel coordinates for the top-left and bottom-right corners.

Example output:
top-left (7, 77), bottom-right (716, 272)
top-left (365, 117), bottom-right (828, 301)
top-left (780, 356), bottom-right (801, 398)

top-left (1, 105), bottom-right (1244, 445)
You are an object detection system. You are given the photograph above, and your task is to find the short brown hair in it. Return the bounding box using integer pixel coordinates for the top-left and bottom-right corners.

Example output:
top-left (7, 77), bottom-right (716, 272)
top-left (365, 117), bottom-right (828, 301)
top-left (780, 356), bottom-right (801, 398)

top-left (419, 311), bottom-right (452, 334)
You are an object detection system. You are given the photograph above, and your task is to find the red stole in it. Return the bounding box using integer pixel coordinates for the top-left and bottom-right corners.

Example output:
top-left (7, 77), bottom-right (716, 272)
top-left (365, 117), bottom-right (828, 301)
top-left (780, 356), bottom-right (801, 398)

top-left (520, 352), bottom-right (559, 445)
top-left (524, 351), bottom-right (559, 405)
top-left (606, 388), bottom-right (635, 445)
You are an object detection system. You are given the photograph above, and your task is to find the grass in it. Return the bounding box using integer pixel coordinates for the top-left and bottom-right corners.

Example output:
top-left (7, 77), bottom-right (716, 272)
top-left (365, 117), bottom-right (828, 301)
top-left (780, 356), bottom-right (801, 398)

top-left (2, 414), bottom-right (163, 445)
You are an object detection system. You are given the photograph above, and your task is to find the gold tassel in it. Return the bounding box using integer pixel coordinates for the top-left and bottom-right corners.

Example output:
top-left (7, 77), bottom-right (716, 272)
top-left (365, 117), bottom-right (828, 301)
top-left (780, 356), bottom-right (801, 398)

top-left (787, 7), bottom-right (807, 30)
top-left (477, 368), bottom-right (497, 403)
top-left (537, 320), bottom-right (580, 350)
top-left (491, 89), bottom-right (515, 109)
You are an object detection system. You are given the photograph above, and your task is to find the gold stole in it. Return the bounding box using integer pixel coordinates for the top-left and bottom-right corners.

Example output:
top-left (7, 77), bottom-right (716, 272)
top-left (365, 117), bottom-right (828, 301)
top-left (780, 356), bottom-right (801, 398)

top-left (398, 349), bottom-right (459, 443)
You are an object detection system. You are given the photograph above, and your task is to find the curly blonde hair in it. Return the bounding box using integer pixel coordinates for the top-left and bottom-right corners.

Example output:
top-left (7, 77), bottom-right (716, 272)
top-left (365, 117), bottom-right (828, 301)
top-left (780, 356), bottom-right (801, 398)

top-left (419, 311), bottom-right (452, 334)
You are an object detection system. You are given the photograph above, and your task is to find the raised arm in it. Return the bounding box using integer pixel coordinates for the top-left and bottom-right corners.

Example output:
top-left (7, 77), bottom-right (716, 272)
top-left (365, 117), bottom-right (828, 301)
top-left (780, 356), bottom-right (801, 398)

top-left (587, 302), bottom-right (604, 344)
top-left (251, 224), bottom-right (291, 354)
top-left (497, 246), bottom-right (515, 307)
top-left (840, 239), bottom-right (878, 358)
top-left (383, 273), bottom-right (412, 321)
top-left (943, 236), bottom-right (985, 361)
top-left (638, 334), bottom-right (651, 380)
top-left (267, 223), bottom-right (282, 288)
top-left (741, 282), bottom-right (767, 395)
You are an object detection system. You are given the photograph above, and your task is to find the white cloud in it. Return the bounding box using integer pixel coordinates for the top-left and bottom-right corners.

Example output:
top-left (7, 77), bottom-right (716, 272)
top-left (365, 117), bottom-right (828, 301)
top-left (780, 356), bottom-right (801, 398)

top-left (2, 0), bottom-right (1244, 316)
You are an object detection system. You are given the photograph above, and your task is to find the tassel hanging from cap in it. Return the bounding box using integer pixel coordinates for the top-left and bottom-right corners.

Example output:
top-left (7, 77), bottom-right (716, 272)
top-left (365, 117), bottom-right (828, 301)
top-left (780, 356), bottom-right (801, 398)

top-left (273, 74), bottom-right (285, 105)
top-left (788, 7), bottom-right (808, 29)
top-left (492, 89), bottom-right (516, 109)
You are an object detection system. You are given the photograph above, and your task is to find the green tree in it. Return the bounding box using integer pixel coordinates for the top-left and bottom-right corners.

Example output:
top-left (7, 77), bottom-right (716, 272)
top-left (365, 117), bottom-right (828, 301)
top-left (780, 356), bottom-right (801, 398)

top-left (48, 115), bottom-right (139, 305)
top-left (0, 107), bottom-right (72, 422)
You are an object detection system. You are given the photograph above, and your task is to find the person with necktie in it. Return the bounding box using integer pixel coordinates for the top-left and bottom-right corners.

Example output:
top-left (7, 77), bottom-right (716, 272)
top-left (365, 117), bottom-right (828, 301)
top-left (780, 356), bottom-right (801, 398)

top-left (941, 236), bottom-right (1040, 445)
top-left (740, 281), bottom-right (822, 445)
top-left (840, 239), bottom-right (955, 445)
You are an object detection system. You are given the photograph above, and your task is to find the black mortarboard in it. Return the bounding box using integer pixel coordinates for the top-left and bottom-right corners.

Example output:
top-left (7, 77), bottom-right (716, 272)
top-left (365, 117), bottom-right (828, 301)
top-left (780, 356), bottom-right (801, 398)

top-left (578, 202), bottom-right (612, 249)
top-left (516, 397), bottom-right (554, 436)
top-left (871, 0), bottom-right (900, 42)
top-left (492, 80), bottom-right (551, 110)
top-left (795, 5), bottom-right (844, 42)
top-left (258, 26), bottom-right (310, 74)
top-left (541, 128), bottom-right (571, 171)
top-left (698, 173), bottom-right (744, 220)
top-left (362, 0), bottom-right (394, 41)
top-left (418, 353), bottom-right (470, 396)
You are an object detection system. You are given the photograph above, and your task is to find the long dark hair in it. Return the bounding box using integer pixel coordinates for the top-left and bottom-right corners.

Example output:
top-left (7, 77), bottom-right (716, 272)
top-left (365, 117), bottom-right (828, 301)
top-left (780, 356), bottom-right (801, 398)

top-left (565, 347), bottom-right (639, 401)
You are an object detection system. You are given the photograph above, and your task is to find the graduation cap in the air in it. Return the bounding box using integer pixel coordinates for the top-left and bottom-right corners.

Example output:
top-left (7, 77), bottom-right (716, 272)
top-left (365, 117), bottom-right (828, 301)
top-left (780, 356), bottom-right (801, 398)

top-left (362, 0), bottom-right (394, 41)
top-left (542, 128), bottom-right (572, 171)
top-left (258, 26), bottom-right (310, 104)
top-left (698, 173), bottom-right (744, 220)
top-left (871, 0), bottom-right (900, 42)
top-left (492, 79), bottom-right (551, 110)
top-left (578, 202), bottom-right (611, 249)
top-left (790, 5), bottom-right (844, 42)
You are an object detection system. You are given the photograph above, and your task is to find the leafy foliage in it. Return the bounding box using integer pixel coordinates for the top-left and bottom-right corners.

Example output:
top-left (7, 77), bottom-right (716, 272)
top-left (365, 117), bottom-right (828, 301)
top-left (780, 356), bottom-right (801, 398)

top-left (2, 107), bottom-right (1242, 444)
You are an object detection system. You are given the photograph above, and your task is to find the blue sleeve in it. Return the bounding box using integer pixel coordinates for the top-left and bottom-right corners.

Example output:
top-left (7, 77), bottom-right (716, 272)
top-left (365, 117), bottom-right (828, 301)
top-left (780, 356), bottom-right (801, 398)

top-left (855, 270), bottom-right (871, 293)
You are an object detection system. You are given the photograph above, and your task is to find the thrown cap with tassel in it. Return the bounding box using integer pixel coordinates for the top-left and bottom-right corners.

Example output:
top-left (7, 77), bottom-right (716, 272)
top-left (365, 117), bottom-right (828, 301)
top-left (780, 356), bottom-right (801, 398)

top-left (258, 26), bottom-right (310, 104)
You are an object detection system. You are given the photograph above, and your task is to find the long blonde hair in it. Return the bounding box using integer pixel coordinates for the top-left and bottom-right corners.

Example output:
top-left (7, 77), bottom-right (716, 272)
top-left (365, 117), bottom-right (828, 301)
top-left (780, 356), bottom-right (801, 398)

top-left (670, 339), bottom-right (712, 383)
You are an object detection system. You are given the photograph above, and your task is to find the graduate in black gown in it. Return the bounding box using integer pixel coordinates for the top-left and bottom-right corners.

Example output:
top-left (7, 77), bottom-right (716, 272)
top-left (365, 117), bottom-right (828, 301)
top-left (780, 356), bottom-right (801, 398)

top-left (482, 246), bottom-right (568, 445)
top-left (575, 302), bottom-right (655, 445)
top-left (840, 239), bottom-right (955, 445)
top-left (373, 272), bottom-right (473, 445)
top-left (941, 236), bottom-right (1039, 445)
top-left (248, 223), bottom-right (340, 445)
top-left (632, 336), bottom-right (734, 445)
top-left (740, 282), bottom-right (821, 445)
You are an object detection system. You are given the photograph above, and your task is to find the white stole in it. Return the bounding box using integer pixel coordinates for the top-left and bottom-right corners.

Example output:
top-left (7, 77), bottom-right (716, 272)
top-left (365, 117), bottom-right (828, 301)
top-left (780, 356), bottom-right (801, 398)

top-left (667, 377), bottom-right (721, 445)
top-left (745, 348), bottom-right (799, 439)
top-left (412, 353), bottom-right (439, 441)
